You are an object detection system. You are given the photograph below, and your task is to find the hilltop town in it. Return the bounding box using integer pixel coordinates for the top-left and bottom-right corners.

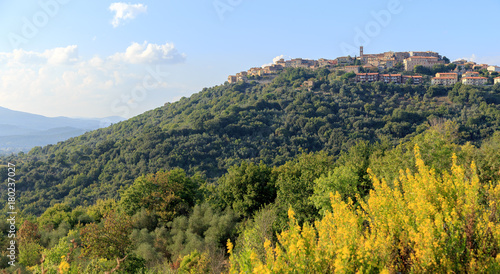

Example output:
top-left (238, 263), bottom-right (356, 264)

top-left (228, 47), bottom-right (500, 87)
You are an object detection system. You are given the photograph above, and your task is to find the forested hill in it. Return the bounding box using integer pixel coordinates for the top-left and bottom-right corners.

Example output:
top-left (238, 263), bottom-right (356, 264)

top-left (3, 67), bottom-right (500, 215)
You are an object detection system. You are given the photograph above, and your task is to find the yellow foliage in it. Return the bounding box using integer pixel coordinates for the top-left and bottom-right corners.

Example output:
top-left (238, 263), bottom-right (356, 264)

top-left (58, 256), bottom-right (70, 273)
top-left (227, 239), bottom-right (234, 255)
top-left (178, 250), bottom-right (210, 274)
top-left (229, 145), bottom-right (500, 273)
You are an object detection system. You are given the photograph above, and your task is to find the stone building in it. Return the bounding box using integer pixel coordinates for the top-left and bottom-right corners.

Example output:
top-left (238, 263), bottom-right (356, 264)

top-left (404, 56), bottom-right (444, 71)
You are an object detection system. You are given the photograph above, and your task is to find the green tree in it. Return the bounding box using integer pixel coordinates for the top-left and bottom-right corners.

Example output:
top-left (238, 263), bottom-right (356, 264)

top-left (38, 203), bottom-right (72, 229)
top-left (413, 65), bottom-right (432, 75)
top-left (80, 211), bottom-right (133, 260)
top-left (311, 166), bottom-right (359, 215)
top-left (369, 123), bottom-right (463, 186)
top-left (167, 202), bottom-right (238, 264)
top-left (447, 63), bottom-right (457, 71)
top-left (86, 199), bottom-right (118, 222)
top-left (18, 220), bottom-right (43, 267)
top-left (120, 169), bottom-right (199, 222)
top-left (217, 161), bottom-right (276, 217)
top-left (274, 151), bottom-right (335, 228)
top-left (341, 72), bottom-right (356, 80)
top-left (394, 62), bottom-right (404, 71)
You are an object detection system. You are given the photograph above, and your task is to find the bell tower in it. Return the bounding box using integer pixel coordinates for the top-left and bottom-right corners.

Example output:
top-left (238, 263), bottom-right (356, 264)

top-left (360, 46), bottom-right (364, 59)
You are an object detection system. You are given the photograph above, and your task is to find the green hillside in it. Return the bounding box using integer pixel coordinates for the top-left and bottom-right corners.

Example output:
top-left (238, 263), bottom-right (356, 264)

top-left (2, 68), bottom-right (500, 216)
top-left (2, 67), bottom-right (500, 272)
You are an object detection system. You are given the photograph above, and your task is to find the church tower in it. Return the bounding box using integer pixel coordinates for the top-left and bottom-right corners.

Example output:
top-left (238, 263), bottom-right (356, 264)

top-left (360, 46), bottom-right (364, 59)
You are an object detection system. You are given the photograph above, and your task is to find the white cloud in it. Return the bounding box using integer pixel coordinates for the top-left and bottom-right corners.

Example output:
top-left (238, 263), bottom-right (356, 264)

top-left (458, 54), bottom-right (500, 66)
top-left (44, 45), bottom-right (79, 65)
top-left (458, 54), bottom-right (477, 63)
top-left (111, 41), bottom-right (186, 64)
top-left (262, 54), bottom-right (290, 68)
top-left (0, 43), bottom-right (187, 118)
top-left (109, 2), bottom-right (147, 28)
top-left (0, 46), bottom-right (79, 66)
top-left (272, 55), bottom-right (289, 63)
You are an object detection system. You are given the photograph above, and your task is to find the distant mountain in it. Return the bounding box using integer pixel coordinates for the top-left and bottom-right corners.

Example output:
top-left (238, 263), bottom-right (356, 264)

top-left (0, 106), bottom-right (124, 154)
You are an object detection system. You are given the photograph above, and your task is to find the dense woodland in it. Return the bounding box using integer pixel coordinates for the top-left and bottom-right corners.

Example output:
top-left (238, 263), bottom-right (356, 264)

top-left (2, 67), bottom-right (500, 272)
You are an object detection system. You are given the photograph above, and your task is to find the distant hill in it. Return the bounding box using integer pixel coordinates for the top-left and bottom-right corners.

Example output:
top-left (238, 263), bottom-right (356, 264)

top-left (0, 106), bottom-right (124, 154)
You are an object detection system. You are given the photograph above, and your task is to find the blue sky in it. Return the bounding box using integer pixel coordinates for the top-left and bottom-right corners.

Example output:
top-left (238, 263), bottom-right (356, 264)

top-left (0, 0), bottom-right (499, 118)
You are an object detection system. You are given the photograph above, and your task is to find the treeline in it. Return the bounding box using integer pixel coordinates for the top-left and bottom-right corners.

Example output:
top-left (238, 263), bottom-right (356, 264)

top-left (2, 127), bottom-right (500, 272)
top-left (2, 68), bottom-right (500, 217)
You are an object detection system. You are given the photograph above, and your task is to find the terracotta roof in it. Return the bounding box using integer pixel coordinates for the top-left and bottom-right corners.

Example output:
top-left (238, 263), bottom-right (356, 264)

top-left (462, 77), bottom-right (487, 79)
top-left (407, 56), bottom-right (438, 59)
top-left (433, 77), bottom-right (456, 80)
top-left (495, 77), bottom-right (500, 79)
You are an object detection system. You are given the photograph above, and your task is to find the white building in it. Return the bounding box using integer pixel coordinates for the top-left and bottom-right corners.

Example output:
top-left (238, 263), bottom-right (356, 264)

top-left (432, 77), bottom-right (457, 86)
top-left (488, 66), bottom-right (500, 72)
top-left (462, 77), bottom-right (488, 86)
top-left (431, 72), bottom-right (458, 86)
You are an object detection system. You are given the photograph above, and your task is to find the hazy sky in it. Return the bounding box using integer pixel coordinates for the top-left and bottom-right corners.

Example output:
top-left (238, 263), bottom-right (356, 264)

top-left (0, 0), bottom-right (499, 118)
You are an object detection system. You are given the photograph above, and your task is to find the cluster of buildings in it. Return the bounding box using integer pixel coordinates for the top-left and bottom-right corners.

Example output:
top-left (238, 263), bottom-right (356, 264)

top-left (431, 71), bottom-right (498, 86)
top-left (448, 60), bottom-right (500, 76)
top-left (359, 48), bottom-right (446, 71)
top-left (452, 59), bottom-right (500, 74)
top-left (227, 47), bottom-right (500, 86)
top-left (354, 73), bottom-right (422, 84)
top-left (335, 48), bottom-right (446, 72)
top-left (430, 59), bottom-right (500, 86)
top-left (227, 47), bottom-right (446, 84)
top-left (228, 64), bottom-right (285, 83)
top-left (228, 58), bottom-right (334, 83)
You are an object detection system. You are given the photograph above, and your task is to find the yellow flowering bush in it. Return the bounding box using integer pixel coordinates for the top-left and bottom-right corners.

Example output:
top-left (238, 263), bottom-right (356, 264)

top-left (58, 256), bottom-right (70, 273)
top-left (229, 145), bottom-right (500, 273)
